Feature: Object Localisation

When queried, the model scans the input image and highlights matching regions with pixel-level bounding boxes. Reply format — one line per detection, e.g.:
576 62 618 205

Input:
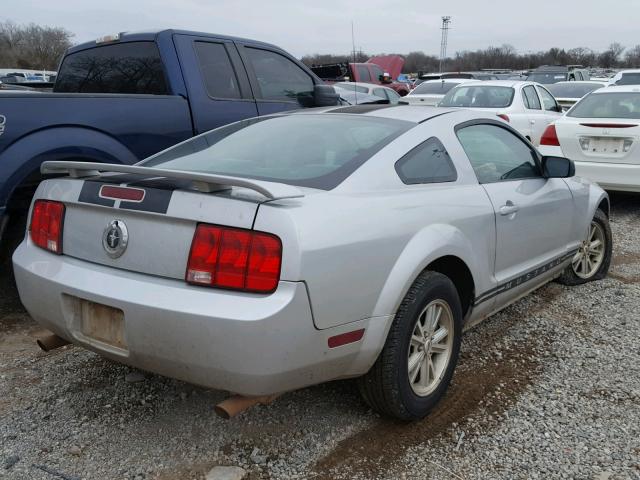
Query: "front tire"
358 271 462 421
557 209 612 286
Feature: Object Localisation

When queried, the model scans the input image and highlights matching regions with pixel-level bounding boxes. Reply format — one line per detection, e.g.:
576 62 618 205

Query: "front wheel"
557 209 612 286
358 271 462 421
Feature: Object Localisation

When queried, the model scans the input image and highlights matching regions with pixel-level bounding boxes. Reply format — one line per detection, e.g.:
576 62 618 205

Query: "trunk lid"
402 94 443 106
556 117 640 164
60 177 263 280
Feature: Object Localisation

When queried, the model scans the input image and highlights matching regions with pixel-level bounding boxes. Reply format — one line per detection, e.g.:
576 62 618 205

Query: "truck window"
245 48 314 105
54 41 168 94
194 42 241 99
357 65 371 82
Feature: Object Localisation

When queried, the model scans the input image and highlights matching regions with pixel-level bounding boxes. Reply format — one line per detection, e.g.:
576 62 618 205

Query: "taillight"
186 224 282 293
497 113 510 122
540 124 560 146
30 200 65 254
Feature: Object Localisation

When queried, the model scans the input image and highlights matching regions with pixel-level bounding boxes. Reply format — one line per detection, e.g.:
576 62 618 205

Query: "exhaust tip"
37 334 70 352
214 394 280 419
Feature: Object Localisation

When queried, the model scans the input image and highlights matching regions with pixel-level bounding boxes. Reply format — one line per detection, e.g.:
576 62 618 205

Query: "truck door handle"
499 201 520 216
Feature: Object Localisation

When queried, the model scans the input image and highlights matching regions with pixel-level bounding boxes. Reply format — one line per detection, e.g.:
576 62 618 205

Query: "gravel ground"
1 194 638 480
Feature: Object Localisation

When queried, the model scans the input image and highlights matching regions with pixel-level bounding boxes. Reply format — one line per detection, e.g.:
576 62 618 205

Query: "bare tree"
0 21 73 71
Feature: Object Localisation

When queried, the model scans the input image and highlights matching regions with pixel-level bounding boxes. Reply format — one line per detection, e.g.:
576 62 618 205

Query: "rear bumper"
574 160 640 193
12 241 389 395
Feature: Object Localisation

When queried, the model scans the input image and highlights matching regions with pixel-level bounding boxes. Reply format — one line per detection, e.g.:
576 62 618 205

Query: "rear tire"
358 271 462 421
557 209 612 286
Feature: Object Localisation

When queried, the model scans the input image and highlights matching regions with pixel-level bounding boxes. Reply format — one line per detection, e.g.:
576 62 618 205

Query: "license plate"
590 137 624 153
78 299 126 349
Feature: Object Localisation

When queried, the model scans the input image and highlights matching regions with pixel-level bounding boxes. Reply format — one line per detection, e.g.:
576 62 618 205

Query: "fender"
372 223 489 319
0 126 138 207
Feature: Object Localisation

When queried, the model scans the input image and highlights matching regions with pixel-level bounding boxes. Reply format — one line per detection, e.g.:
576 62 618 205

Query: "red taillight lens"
30 200 65 254
497 113 510 123
540 124 560 146
186 224 282 293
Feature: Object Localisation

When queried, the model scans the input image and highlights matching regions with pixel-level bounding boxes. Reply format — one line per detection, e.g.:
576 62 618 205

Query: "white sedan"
438 80 563 145
400 79 472 106
539 85 640 192
334 82 402 104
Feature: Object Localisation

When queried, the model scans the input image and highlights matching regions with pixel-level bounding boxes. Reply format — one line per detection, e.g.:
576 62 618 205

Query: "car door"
456 122 574 307
536 85 563 132
237 44 317 115
173 35 258 134
521 85 547 145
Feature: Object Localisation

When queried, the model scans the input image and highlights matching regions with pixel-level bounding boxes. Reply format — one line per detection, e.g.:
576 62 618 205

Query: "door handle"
530 119 536 125
499 201 520 216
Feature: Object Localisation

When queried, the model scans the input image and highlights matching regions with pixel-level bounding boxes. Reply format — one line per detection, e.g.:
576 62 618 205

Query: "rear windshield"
141 114 412 190
547 83 604 98
54 41 168 94
615 73 640 85
568 92 640 119
527 72 567 84
440 86 515 108
411 81 459 95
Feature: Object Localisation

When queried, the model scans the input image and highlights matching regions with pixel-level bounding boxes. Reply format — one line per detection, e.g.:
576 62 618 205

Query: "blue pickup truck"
0 29 338 251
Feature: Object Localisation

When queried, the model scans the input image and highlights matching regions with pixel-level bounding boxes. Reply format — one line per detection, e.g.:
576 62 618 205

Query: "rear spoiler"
41 161 305 200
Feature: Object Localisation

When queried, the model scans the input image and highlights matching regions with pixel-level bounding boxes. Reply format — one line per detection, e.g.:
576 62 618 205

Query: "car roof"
592 85 640 94
615 69 640 74
454 80 529 88
552 80 608 85
292 105 458 124
421 78 473 84
67 29 281 55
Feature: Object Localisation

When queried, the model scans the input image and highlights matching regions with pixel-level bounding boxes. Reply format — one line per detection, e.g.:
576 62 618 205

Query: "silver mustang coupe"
13 106 612 420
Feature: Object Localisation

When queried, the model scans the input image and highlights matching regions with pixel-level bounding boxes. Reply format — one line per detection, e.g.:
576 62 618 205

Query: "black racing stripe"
76 180 172 214
120 187 172 214
473 249 579 306
78 181 115 207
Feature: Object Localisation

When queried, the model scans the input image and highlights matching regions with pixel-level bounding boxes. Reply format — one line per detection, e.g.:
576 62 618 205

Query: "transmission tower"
439 16 452 73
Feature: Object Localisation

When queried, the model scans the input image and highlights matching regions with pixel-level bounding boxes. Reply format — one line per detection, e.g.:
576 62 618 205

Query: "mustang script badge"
102 220 129 258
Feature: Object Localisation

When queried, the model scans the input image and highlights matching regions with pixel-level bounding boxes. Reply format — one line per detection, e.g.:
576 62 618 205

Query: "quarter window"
522 86 541 110
194 42 241 99
457 124 541 184
245 48 314 105
373 88 387 99
395 137 457 184
538 86 558 111
357 65 371 82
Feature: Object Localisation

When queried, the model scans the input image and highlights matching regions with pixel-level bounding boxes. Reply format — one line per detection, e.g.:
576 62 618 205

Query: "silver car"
13 106 612 420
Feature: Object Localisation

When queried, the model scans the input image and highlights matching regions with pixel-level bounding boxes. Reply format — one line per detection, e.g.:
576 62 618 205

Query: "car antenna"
351 20 357 104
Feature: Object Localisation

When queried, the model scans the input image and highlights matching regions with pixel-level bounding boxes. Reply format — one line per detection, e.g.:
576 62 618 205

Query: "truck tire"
358 271 462 421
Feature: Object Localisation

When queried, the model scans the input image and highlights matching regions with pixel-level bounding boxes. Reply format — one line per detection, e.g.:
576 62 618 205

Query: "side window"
370 64 384 81
357 65 371 82
522 86 541 110
538 86 558 111
372 88 387 99
395 137 457 184
245 48 314 105
457 124 541 184
194 42 241 99
386 89 401 104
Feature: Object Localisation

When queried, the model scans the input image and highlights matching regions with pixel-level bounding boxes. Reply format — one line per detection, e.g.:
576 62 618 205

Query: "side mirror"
313 84 340 107
542 156 575 178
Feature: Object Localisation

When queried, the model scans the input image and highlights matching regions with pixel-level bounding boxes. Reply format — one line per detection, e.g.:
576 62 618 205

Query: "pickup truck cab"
0 29 337 249
311 62 410 96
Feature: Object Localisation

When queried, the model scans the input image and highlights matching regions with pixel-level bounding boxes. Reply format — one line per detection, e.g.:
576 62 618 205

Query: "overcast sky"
5 0 640 58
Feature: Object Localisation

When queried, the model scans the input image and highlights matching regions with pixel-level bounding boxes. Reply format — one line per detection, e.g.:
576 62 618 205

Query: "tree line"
0 21 73 71
302 42 640 73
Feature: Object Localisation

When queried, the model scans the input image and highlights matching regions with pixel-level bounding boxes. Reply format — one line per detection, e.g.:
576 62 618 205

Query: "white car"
400 79 473 106
334 82 402 104
608 70 640 86
438 80 563 145
546 81 609 111
539 85 640 192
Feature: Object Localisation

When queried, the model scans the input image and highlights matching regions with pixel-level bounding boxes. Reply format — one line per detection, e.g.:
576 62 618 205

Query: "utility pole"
439 16 452 73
